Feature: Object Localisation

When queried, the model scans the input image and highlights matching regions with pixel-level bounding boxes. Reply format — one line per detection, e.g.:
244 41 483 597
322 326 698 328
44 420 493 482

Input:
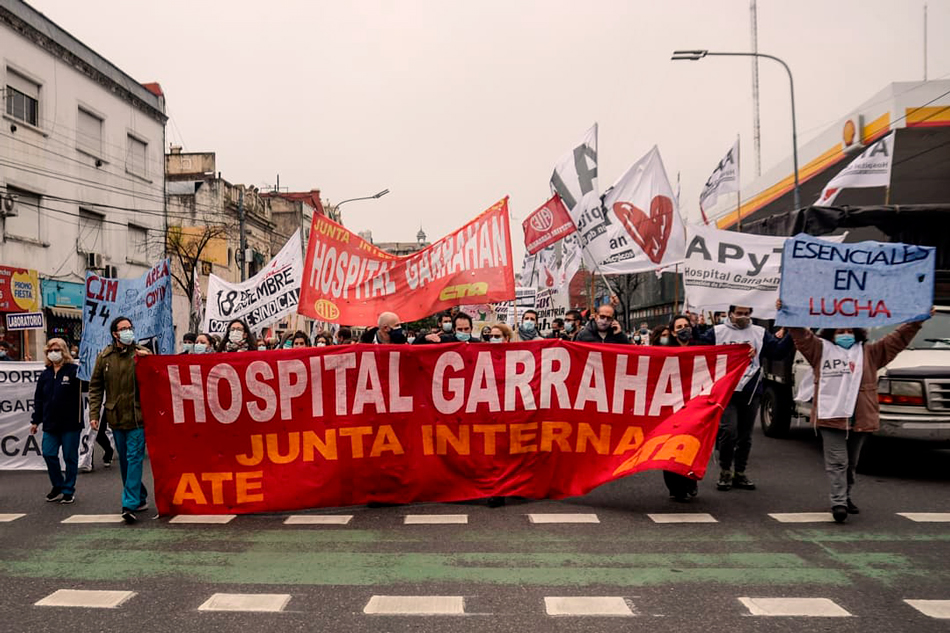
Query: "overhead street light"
672 49 801 212
336 188 390 208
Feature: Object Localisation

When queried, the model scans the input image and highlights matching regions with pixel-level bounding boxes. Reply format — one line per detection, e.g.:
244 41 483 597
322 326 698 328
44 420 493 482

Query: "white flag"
817 132 895 206
699 139 739 215
550 124 601 271
597 146 687 273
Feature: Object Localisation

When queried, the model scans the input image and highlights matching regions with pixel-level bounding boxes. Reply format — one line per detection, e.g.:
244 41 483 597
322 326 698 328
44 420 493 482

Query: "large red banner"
298 199 515 324
138 341 750 515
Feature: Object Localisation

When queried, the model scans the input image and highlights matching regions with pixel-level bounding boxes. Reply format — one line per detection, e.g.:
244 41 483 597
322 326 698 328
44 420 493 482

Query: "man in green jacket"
88 316 151 524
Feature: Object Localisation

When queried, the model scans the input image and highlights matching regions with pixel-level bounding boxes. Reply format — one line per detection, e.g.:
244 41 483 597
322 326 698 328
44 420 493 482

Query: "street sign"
6 311 45 330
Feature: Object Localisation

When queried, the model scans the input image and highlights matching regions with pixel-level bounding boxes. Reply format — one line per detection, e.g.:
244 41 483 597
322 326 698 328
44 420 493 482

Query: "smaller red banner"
523 193 576 255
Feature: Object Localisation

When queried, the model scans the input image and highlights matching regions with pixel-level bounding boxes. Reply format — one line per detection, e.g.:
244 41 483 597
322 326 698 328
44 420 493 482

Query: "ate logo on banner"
613 195 675 265
530 207 555 232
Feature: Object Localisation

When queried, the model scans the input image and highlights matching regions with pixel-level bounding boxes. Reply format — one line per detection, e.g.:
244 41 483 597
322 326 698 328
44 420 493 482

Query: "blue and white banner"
777 234 935 328
77 260 175 380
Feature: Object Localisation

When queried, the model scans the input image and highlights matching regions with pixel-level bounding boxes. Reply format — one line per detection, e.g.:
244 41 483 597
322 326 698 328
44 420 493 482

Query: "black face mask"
389 327 406 344
676 328 692 342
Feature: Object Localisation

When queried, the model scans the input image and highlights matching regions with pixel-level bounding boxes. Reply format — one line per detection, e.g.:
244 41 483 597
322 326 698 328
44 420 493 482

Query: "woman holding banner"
778 300 931 523
661 315 701 502
30 338 83 504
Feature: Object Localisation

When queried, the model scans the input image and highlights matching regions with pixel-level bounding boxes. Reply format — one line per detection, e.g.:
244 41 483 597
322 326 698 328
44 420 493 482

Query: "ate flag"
299 199 515 324
523 193 577 255
138 341 751 515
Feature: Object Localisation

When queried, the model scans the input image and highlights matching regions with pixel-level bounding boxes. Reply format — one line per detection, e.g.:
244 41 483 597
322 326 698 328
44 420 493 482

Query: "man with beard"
576 304 630 344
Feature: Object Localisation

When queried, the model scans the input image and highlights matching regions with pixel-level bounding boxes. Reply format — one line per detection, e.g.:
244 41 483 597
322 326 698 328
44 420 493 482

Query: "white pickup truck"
760 307 950 445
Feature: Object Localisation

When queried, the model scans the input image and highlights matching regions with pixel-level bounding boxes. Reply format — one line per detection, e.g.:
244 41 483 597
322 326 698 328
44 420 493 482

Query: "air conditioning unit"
86 252 103 269
0 193 17 217
104 265 118 278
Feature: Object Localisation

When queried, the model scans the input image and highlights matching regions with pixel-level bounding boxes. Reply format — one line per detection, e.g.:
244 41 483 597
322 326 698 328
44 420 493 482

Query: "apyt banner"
777 234 935 328
138 341 750 515
202 230 303 335
299 199 515 324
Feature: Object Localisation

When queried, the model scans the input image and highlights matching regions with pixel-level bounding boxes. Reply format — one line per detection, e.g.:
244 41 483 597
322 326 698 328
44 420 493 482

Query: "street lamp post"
672 50 801 212
330 188 390 223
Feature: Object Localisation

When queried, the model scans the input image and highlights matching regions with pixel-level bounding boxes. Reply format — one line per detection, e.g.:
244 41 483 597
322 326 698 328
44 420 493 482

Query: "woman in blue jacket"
30 338 84 504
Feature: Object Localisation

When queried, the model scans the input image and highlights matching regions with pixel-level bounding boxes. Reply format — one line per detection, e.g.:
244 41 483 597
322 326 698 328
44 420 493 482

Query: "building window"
5 69 39 126
126 134 148 178
128 224 148 262
77 107 103 157
4 186 41 241
201 261 213 275
78 208 104 254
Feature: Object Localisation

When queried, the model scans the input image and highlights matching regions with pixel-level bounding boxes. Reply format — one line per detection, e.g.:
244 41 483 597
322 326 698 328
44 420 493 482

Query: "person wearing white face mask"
31 338 83 504
518 310 541 341
217 319 256 352
88 316 152 523
780 299 933 523
700 305 792 493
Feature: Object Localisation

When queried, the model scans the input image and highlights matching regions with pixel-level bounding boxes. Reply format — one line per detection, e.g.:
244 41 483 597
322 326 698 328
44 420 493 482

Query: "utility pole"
238 188 247 281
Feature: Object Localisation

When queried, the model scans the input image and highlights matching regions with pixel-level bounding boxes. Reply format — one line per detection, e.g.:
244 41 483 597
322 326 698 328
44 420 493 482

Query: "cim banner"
203 230 303 335
77 260 175 381
299 199 515 325
778 234 935 328
137 341 750 515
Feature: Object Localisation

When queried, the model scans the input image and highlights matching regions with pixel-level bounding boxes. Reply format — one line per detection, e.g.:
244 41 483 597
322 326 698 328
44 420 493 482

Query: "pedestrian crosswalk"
0 510 943 525
27 589 950 619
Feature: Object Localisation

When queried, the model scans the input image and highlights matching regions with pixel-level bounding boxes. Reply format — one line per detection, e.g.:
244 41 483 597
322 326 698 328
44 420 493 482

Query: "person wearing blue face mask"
780 299 933 523
193 333 214 354
88 316 152 524
180 332 197 354
518 310 541 341
453 312 476 342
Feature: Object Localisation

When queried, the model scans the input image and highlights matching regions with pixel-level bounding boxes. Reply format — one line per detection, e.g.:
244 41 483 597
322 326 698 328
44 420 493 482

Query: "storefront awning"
48 306 82 319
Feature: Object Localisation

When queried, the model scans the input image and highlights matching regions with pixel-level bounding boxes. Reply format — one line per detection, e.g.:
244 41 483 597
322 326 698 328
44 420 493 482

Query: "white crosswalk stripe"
769 512 835 523
35 589 135 608
198 593 291 612
404 514 468 524
528 513 599 524
284 515 352 525
738 597 852 617
169 515 236 524
0 513 25 522
648 513 717 523
544 596 634 616
363 595 466 615
897 512 950 522
61 514 124 524
904 599 950 619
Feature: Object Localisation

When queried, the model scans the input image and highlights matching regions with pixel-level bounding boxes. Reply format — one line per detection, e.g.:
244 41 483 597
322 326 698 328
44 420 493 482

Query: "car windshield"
865 310 950 350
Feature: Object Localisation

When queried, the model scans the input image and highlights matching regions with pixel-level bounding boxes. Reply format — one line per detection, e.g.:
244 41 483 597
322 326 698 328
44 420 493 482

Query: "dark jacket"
31 362 83 434
88 343 149 430
359 327 408 344
412 331 455 345
576 321 631 344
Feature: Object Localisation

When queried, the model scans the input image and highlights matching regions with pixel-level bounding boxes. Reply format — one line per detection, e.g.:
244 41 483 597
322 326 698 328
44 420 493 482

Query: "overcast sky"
26 0 950 263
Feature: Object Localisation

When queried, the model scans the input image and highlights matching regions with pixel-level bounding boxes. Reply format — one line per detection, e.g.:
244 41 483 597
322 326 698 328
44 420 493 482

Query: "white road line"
738 597 852 617
284 515 353 525
35 589 135 608
544 597 634 616
403 515 468 525
364 595 466 615
0 513 25 522
198 593 291 612
897 513 950 523
528 514 600 524
61 514 125 524
647 513 718 524
769 512 836 523
905 599 950 619
169 515 236 524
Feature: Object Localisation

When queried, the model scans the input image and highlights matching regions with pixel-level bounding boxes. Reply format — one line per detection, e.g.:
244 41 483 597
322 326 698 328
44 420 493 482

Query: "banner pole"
736 133 742 233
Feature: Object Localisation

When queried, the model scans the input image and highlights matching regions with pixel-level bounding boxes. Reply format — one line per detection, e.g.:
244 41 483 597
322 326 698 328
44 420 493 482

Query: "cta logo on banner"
77 260 175 381
523 193 576 255
137 342 750 514
202 230 304 335
777 234 935 328
300 199 515 325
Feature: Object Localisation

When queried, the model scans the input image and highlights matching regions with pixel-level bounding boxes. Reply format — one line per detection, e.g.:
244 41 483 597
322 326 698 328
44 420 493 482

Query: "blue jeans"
112 428 148 511
42 430 81 496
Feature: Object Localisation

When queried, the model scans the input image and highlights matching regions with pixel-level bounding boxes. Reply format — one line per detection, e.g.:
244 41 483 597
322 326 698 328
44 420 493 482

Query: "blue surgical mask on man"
456 332 471 342
522 320 536 332
442 322 453 333
835 333 856 349
183 343 194 353
118 329 135 346
564 321 574 333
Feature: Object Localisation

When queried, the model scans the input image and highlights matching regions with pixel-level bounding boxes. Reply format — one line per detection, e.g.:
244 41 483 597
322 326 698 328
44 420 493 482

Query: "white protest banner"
598 146 687 273
492 287 537 326
550 124 602 272
78 260 175 381
0 361 45 469
699 139 739 220
203 230 303 335
817 132 894 205
535 287 570 332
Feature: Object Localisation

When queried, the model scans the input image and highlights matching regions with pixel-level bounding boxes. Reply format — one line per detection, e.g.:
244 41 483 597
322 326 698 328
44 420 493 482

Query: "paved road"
2 423 949 632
